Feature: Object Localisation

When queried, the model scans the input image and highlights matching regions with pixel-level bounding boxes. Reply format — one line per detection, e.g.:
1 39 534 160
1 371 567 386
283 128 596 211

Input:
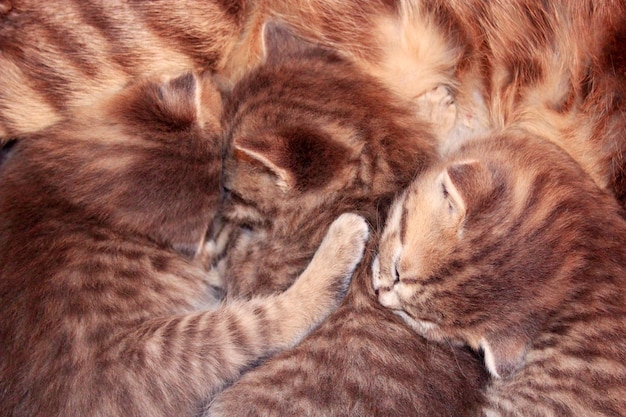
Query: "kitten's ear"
116 72 202 134
480 332 530 379
233 128 349 192
233 135 294 190
113 71 225 139
261 20 314 62
442 160 493 219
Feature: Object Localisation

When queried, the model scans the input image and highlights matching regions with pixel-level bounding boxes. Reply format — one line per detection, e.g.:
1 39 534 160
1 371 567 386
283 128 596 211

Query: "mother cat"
2 0 626 206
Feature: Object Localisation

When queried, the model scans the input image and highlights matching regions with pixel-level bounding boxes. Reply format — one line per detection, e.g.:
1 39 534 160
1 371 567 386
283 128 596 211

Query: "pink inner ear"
445 160 493 212
233 136 293 189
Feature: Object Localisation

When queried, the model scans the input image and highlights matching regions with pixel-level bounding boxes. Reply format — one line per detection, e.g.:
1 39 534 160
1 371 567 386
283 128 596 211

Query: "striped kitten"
2 0 626 206
381 0 626 207
373 130 626 415
0 71 368 417
205 24 487 416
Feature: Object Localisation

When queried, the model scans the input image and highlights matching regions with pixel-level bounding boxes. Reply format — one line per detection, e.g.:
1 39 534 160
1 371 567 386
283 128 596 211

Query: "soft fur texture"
418 0 626 207
204 24 487 417
0 0 394 138
1 0 625 206
373 130 626 416
0 72 368 417
2 1 625 415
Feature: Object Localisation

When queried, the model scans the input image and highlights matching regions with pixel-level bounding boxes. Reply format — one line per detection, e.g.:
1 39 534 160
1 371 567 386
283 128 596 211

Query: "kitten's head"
372 132 619 379
221 21 436 234
6 72 223 258
218 22 437 297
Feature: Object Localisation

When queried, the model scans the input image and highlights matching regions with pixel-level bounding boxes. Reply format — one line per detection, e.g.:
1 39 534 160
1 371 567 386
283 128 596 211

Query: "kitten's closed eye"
393 263 400 283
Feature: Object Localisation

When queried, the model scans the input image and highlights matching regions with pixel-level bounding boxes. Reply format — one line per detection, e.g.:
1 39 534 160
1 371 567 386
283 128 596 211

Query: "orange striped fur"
374 129 626 416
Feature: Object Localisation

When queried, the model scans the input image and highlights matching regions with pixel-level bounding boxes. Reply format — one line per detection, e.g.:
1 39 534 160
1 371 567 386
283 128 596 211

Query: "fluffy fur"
0 0 393 138
2 0 625 206
373 129 626 415
0 72 368 417
204 24 487 417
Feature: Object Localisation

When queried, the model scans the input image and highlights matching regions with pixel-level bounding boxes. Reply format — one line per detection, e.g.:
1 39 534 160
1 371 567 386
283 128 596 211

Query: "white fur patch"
479 338 502 379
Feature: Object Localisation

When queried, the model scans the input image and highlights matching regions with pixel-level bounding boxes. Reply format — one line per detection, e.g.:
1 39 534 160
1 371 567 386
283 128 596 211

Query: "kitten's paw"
282 214 368 336
303 213 369 299
320 213 369 274
416 85 457 138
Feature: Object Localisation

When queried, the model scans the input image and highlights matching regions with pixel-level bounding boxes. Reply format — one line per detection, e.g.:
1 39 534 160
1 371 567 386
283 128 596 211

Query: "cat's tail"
363 0 463 103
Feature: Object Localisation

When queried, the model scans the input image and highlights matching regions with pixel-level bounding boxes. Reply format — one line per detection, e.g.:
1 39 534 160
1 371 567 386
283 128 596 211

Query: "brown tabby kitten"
373 131 626 416
205 24 488 416
3 0 625 208
0 71 369 417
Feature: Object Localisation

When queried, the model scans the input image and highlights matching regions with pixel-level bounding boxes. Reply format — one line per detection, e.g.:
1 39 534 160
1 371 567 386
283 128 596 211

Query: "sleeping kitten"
373 129 626 415
366 0 626 208
0 71 368 417
3 1 625 209
205 23 487 416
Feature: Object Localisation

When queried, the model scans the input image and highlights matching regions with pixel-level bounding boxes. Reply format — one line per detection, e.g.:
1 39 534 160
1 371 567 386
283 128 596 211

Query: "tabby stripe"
183 313 203 341
519 2 554 49
218 0 246 21
233 94 362 131
69 0 136 72
127 3 228 70
36 19 101 78
160 318 180 366
0 44 69 113
252 305 270 343
226 313 250 349
467 238 502 265
399 199 408 246
226 189 259 210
